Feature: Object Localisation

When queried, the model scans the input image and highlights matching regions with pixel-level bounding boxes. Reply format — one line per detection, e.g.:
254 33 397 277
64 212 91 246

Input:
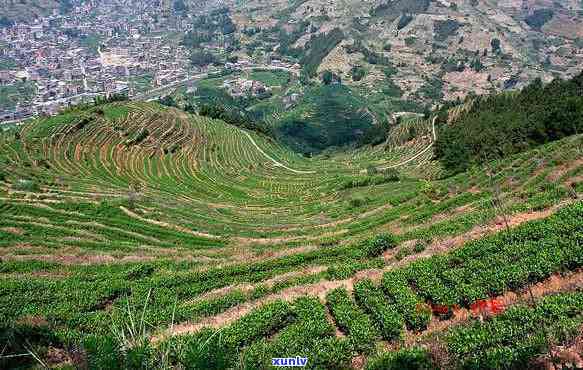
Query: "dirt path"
378 116 437 171
154 201 571 341
405 269 583 347
241 131 316 174
120 206 220 239
160 279 350 341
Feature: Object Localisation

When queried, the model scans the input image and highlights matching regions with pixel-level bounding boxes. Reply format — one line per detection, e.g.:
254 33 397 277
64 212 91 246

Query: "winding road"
377 116 437 171
245 116 437 175
242 131 316 174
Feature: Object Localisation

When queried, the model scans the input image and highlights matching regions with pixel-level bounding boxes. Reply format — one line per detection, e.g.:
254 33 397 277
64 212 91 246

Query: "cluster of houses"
0 0 202 122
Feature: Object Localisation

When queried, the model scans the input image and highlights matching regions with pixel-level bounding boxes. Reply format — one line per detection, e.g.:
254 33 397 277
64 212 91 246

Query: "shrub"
12 179 40 192
382 272 431 331
327 263 358 280
395 246 412 261
354 279 404 340
413 241 428 253
326 288 378 353
348 196 368 209
362 233 397 257
366 347 435 370
126 264 155 280
351 66 367 81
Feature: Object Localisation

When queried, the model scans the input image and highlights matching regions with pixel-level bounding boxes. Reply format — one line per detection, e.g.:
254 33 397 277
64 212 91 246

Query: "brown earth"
155 202 574 341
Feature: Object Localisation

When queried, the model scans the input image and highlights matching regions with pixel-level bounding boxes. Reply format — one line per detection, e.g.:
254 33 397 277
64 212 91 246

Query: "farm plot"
0 101 582 369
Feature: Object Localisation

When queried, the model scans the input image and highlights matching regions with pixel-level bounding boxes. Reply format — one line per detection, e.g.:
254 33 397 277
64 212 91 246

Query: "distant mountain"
226 0 583 104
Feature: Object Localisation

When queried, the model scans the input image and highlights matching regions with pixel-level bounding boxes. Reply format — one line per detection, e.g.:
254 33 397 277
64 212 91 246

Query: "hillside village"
0 1 198 121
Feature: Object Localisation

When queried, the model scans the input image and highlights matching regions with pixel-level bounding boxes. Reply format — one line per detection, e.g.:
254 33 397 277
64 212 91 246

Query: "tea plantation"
0 101 582 369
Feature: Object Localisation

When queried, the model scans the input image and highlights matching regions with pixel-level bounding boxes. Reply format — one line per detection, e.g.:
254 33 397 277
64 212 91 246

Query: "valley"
1 1 583 369
1 94 582 368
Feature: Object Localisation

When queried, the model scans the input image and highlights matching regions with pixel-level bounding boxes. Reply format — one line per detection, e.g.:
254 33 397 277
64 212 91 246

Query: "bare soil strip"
405 269 583 347
155 202 573 341
120 206 220 239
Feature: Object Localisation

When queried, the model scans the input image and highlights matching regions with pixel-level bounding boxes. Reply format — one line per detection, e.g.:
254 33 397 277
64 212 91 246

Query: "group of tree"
344 41 392 66
525 8 554 31
189 50 219 67
0 17 14 28
158 95 178 108
182 7 236 50
371 0 430 20
198 103 273 136
275 21 310 59
94 93 129 105
173 0 188 13
434 71 583 173
277 84 374 153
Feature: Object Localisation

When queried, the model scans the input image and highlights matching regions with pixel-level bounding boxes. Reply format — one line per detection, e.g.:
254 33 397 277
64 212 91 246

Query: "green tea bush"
327 263 358 280
447 292 583 369
382 272 431 331
365 347 435 370
164 329 233 370
326 288 378 353
126 264 155 280
242 297 352 369
220 300 294 349
362 233 397 257
353 279 403 340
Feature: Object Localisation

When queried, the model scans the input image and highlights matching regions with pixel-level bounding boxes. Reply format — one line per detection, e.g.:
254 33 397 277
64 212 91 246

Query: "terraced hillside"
1 101 582 368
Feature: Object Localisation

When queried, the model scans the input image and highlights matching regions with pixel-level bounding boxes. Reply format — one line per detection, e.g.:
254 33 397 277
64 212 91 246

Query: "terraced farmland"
1 101 582 368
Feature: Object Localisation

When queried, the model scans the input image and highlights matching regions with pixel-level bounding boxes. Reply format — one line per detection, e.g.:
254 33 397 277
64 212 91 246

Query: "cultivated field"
1 101 582 368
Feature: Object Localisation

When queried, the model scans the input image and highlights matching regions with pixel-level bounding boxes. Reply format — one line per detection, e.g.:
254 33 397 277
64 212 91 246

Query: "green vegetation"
366 347 434 370
397 14 414 30
447 292 583 368
354 279 404 341
0 81 36 110
248 69 291 87
327 287 379 353
0 56 17 69
372 0 430 20
300 28 344 77
435 72 583 173
434 19 461 42
276 84 373 153
345 41 393 66
525 9 554 31
0 96 581 368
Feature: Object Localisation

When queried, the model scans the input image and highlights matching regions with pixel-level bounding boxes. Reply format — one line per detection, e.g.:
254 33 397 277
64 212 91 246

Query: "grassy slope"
0 101 582 368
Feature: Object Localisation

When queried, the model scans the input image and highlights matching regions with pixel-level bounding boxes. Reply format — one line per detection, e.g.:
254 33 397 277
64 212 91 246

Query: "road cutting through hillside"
378 116 438 171
241 130 316 174
245 116 437 175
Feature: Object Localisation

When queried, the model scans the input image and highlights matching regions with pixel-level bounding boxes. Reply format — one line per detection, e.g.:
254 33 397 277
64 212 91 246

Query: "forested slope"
435 71 583 173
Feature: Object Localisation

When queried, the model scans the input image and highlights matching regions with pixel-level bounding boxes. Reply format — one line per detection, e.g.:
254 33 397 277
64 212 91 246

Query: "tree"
190 50 218 67
322 71 333 85
173 0 188 13
491 38 501 54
